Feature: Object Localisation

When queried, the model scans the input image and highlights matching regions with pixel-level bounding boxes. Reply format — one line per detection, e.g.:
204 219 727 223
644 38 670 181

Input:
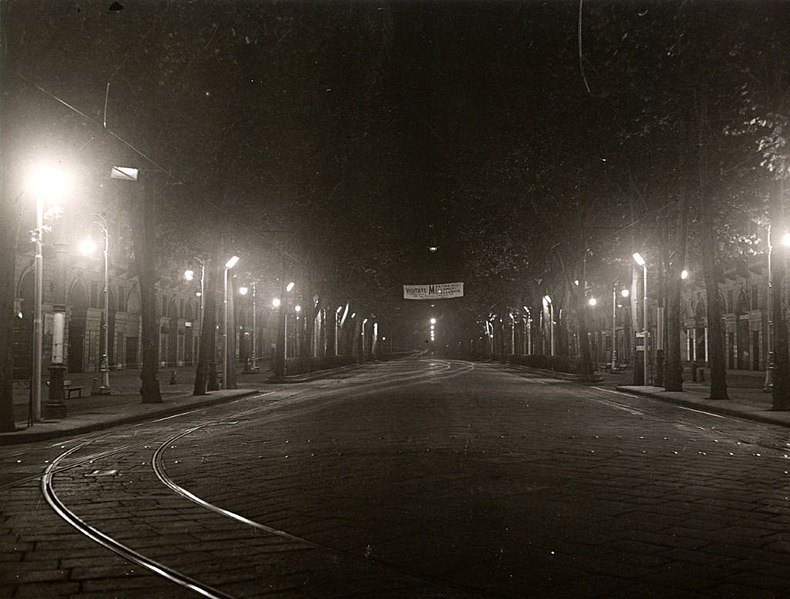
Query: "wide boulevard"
3 357 790 598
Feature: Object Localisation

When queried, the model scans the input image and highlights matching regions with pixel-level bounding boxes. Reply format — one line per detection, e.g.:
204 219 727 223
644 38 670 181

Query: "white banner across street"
403 282 464 300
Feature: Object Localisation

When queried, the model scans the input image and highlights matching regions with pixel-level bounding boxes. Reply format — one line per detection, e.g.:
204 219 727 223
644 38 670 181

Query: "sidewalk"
604 367 790 429
507 361 790 429
1 363 357 446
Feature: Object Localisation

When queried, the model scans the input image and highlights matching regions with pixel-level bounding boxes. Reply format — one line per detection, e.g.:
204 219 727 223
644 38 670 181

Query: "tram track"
36 358 490 598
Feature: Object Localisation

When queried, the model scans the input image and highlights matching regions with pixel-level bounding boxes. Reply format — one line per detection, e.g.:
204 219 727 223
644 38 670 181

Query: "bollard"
169 370 177 385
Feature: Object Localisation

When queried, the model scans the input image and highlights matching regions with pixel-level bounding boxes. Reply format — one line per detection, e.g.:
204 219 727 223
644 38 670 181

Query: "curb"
615 385 790 429
0 390 260 446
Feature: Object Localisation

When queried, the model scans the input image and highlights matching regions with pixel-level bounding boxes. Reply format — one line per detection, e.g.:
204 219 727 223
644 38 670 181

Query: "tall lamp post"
542 295 555 357
184 258 205 365
633 252 649 385
239 281 258 372
29 167 69 422
610 286 630 371
284 281 295 359
78 214 111 394
223 255 240 389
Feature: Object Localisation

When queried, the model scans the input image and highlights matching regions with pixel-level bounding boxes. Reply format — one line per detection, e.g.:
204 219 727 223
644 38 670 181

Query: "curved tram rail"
37 358 479 598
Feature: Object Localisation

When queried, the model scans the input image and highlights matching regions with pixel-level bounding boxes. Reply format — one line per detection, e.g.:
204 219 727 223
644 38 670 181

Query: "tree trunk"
697 94 728 400
0 11 17 431
0 196 17 432
664 185 689 392
135 174 162 403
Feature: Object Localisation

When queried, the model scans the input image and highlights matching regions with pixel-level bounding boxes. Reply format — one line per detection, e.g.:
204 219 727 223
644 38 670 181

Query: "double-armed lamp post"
78 214 111 395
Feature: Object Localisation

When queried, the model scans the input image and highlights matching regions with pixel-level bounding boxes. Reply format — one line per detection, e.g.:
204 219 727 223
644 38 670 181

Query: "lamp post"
763 228 790 391
611 287 630 371
542 296 555 357
223 255 240 389
32 189 45 421
633 252 649 385
295 304 302 357
335 305 344 356
284 281 295 360
29 167 69 421
238 281 257 372
184 258 205 366
79 215 111 394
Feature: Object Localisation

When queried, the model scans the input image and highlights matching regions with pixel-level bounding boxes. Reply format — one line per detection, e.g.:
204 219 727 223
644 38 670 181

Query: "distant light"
195 292 202 298
351 312 356 318
272 298 281 308
633 252 646 266
382 336 386 341
681 269 689 280
225 255 240 269
336 305 344 314
295 305 302 313
184 269 195 281
78 238 97 256
430 324 435 330
782 233 790 247
430 318 436 324
286 281 295 292
588 297 597 307
428 246 438 253
621 289 630 298
239 286 249 296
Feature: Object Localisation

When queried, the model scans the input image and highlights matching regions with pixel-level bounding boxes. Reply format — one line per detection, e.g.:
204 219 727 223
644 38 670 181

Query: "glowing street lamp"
79 214 111 395
28 166 70 421
542 295 555 357
223 255 240 388
633 252 649 385
284 282 295 359
610 287 630 371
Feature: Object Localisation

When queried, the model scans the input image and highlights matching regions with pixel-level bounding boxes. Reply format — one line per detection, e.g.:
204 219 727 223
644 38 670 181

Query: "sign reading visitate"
403 282 464 300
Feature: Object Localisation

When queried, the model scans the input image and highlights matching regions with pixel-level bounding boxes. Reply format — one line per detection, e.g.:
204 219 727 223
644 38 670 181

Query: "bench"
46 379 85 399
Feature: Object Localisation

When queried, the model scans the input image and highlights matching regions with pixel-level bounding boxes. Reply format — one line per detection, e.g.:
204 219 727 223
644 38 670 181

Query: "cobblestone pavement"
3 357 790 597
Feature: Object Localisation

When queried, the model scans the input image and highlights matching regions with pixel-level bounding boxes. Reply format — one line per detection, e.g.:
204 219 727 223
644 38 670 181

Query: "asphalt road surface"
4 357 790 598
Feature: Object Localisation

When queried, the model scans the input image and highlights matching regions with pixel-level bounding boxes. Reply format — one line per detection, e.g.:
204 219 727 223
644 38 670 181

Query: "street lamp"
633 252 649 385
223 255 240 388
79 215 111 394
523 306 533 355
763 228 790 391
542 295 555 357
28 166 69 421
184 257 205 331
610 287 630 371
281 282 295 360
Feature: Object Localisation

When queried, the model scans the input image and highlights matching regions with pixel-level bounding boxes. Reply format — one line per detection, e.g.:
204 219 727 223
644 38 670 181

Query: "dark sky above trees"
3 0 788 325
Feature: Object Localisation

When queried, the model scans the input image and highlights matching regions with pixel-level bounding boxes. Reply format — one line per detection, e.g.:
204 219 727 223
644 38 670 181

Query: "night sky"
2 0 787 339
